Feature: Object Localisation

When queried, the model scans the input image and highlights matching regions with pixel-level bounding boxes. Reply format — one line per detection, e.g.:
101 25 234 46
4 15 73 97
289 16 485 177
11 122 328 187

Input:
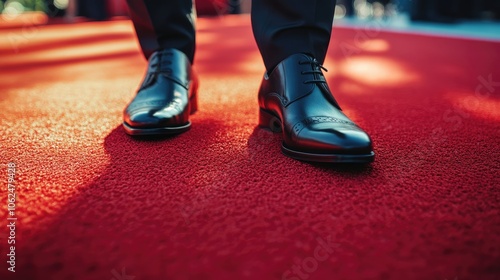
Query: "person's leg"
123 0 198 136
251 0 335 71
253 0 375 163
126 0 196 62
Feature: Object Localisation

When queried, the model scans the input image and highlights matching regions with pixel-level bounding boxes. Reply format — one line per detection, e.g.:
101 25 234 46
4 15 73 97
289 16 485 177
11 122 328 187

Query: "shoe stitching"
127 100 169 111
292 116 356 135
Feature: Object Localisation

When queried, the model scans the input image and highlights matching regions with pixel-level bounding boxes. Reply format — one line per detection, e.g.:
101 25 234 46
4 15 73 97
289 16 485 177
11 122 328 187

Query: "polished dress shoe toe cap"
289 122 373 154
125 108 184 128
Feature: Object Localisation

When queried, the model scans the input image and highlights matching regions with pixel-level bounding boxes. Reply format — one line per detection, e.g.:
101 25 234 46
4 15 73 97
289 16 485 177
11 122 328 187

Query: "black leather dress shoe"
123 48 198 136
258 53 374 163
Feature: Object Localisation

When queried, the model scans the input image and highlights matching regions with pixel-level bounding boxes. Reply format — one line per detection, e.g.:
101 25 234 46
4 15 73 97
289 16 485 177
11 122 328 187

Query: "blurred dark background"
0 0 499 22
336 0 500 21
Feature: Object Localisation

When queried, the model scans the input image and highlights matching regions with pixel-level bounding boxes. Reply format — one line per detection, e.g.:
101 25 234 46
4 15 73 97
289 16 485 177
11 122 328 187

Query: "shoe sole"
123 81 198 136
259 108 375 163
123 121 192 136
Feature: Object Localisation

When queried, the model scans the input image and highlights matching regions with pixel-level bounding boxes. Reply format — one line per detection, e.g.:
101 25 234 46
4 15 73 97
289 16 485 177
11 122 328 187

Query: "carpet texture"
0 14 499 280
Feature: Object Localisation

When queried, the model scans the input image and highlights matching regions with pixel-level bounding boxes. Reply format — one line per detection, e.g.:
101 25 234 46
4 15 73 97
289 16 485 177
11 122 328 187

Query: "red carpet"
1 15 499 280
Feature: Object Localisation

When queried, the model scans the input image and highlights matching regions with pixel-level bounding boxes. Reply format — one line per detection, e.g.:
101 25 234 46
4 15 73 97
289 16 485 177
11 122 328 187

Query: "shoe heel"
189 81 198 115
259 108 282 132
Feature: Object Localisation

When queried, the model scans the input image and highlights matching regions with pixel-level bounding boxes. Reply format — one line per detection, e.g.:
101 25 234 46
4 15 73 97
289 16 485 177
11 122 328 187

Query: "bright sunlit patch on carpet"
1 38 137 66
0 20 135 55
448 92 500 122
358 39 390 52
336 56 420 87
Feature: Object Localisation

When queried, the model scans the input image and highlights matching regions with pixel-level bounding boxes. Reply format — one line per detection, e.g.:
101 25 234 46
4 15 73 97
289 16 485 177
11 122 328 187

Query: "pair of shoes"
123 50 374 163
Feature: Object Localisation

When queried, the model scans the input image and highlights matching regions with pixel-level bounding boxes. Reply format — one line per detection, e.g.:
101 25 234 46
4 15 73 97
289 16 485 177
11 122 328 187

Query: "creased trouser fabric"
126 0 336 70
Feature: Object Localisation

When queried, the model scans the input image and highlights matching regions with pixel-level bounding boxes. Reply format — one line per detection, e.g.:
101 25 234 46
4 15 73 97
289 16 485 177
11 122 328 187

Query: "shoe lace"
155 51 173 75
139 52 173 91
299 58 328 84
